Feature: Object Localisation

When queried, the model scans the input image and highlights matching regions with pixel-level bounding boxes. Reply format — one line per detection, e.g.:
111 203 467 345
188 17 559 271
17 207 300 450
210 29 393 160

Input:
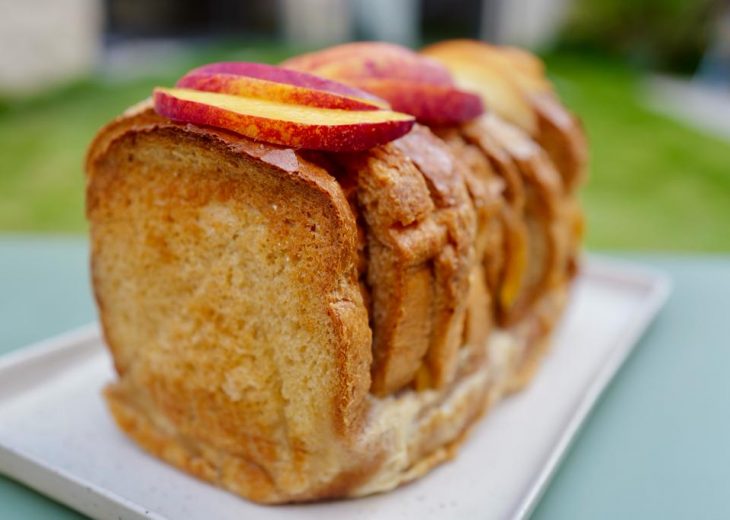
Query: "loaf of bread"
85 41 586 503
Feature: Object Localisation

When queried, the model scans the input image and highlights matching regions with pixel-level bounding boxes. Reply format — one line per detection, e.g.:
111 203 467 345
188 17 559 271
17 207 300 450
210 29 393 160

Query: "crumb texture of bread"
87 44 586 503
88 114 377 501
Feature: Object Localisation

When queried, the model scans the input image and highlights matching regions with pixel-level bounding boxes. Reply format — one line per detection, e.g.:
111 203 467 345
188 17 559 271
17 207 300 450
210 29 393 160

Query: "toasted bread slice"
531 93 588 192
336 142 439 395
393 126 476 388
88 110 376 502
335 124 477 394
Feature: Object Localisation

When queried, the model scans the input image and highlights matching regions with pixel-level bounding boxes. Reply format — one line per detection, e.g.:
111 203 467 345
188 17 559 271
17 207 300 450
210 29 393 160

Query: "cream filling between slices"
352 329 524 496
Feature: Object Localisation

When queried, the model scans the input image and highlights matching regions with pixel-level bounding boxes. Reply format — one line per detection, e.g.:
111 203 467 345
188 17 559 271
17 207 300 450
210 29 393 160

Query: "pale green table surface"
1 236 729 519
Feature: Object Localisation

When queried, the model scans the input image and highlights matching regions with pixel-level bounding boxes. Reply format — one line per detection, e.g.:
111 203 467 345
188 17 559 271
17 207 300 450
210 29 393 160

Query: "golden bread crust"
336 143 439 395
335 125 478 394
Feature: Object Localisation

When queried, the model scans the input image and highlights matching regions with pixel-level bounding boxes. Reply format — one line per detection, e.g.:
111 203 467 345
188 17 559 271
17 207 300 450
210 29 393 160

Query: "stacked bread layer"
325 109 584 402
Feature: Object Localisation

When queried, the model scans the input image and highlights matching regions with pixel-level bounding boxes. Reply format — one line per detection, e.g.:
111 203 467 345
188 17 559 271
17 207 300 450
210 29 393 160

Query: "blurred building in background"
0 0 575 95
0 0 726 97
0 0 101 95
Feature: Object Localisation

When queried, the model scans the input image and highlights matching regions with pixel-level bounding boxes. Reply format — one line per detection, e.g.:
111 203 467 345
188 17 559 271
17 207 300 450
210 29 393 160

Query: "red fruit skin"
177 71 385 111
351 79 485 125
281 43 485 124
281 42 454 86
180 61 387 106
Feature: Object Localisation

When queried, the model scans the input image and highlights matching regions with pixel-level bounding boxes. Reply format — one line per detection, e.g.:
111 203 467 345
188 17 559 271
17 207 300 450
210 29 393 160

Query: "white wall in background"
482 0 572 49
279 0 353 48
352 0 420 47
279 0 420 49
0 0 102 95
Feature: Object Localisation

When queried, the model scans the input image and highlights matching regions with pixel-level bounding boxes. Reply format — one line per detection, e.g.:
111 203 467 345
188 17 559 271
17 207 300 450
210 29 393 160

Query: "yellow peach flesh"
156 88 412 126
434 58 537 133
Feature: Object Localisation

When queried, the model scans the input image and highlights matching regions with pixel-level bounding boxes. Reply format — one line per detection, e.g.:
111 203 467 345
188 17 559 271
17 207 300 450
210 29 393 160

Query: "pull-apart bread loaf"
86 41 586 503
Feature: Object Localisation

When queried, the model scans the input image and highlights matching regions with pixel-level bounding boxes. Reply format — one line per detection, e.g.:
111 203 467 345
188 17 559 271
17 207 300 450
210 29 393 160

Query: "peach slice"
353 79 483 125
282 42 453 85
423 40 587 190
282 42 484 124
178 62 389 111
424 40 558 103
494 46 551 92
422 41 539 133
153 87 415 152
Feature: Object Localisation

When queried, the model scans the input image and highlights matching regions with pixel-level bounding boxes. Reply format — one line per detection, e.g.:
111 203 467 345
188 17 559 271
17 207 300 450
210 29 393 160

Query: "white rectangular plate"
0 257 670 520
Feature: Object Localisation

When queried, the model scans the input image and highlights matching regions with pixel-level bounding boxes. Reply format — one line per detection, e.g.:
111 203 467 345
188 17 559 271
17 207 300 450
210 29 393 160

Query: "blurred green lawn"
1 46 728 251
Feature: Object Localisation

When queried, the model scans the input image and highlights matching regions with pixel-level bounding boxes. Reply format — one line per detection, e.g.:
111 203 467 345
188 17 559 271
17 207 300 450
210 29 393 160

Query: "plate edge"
512 257 672 519
0 323 101 372
0 443 163 520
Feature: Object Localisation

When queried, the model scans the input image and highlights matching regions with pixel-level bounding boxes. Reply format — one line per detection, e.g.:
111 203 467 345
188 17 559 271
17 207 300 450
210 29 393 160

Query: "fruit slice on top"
153 87 415 152
422 40 540 133
352 78 484 126
282 42 484 125
282 42 454 85
423 40 587 190
178 61 389 111
491 46 553 93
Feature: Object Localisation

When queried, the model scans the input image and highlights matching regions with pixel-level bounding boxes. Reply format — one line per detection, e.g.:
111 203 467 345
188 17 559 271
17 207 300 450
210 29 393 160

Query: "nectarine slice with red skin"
422 40 547 132
422 40 587 189
282 42 453 86
282 42 484 124
423 52 538 133
178 71 387 112
153 87 415 152
352 79 483 125
179 61 389 110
